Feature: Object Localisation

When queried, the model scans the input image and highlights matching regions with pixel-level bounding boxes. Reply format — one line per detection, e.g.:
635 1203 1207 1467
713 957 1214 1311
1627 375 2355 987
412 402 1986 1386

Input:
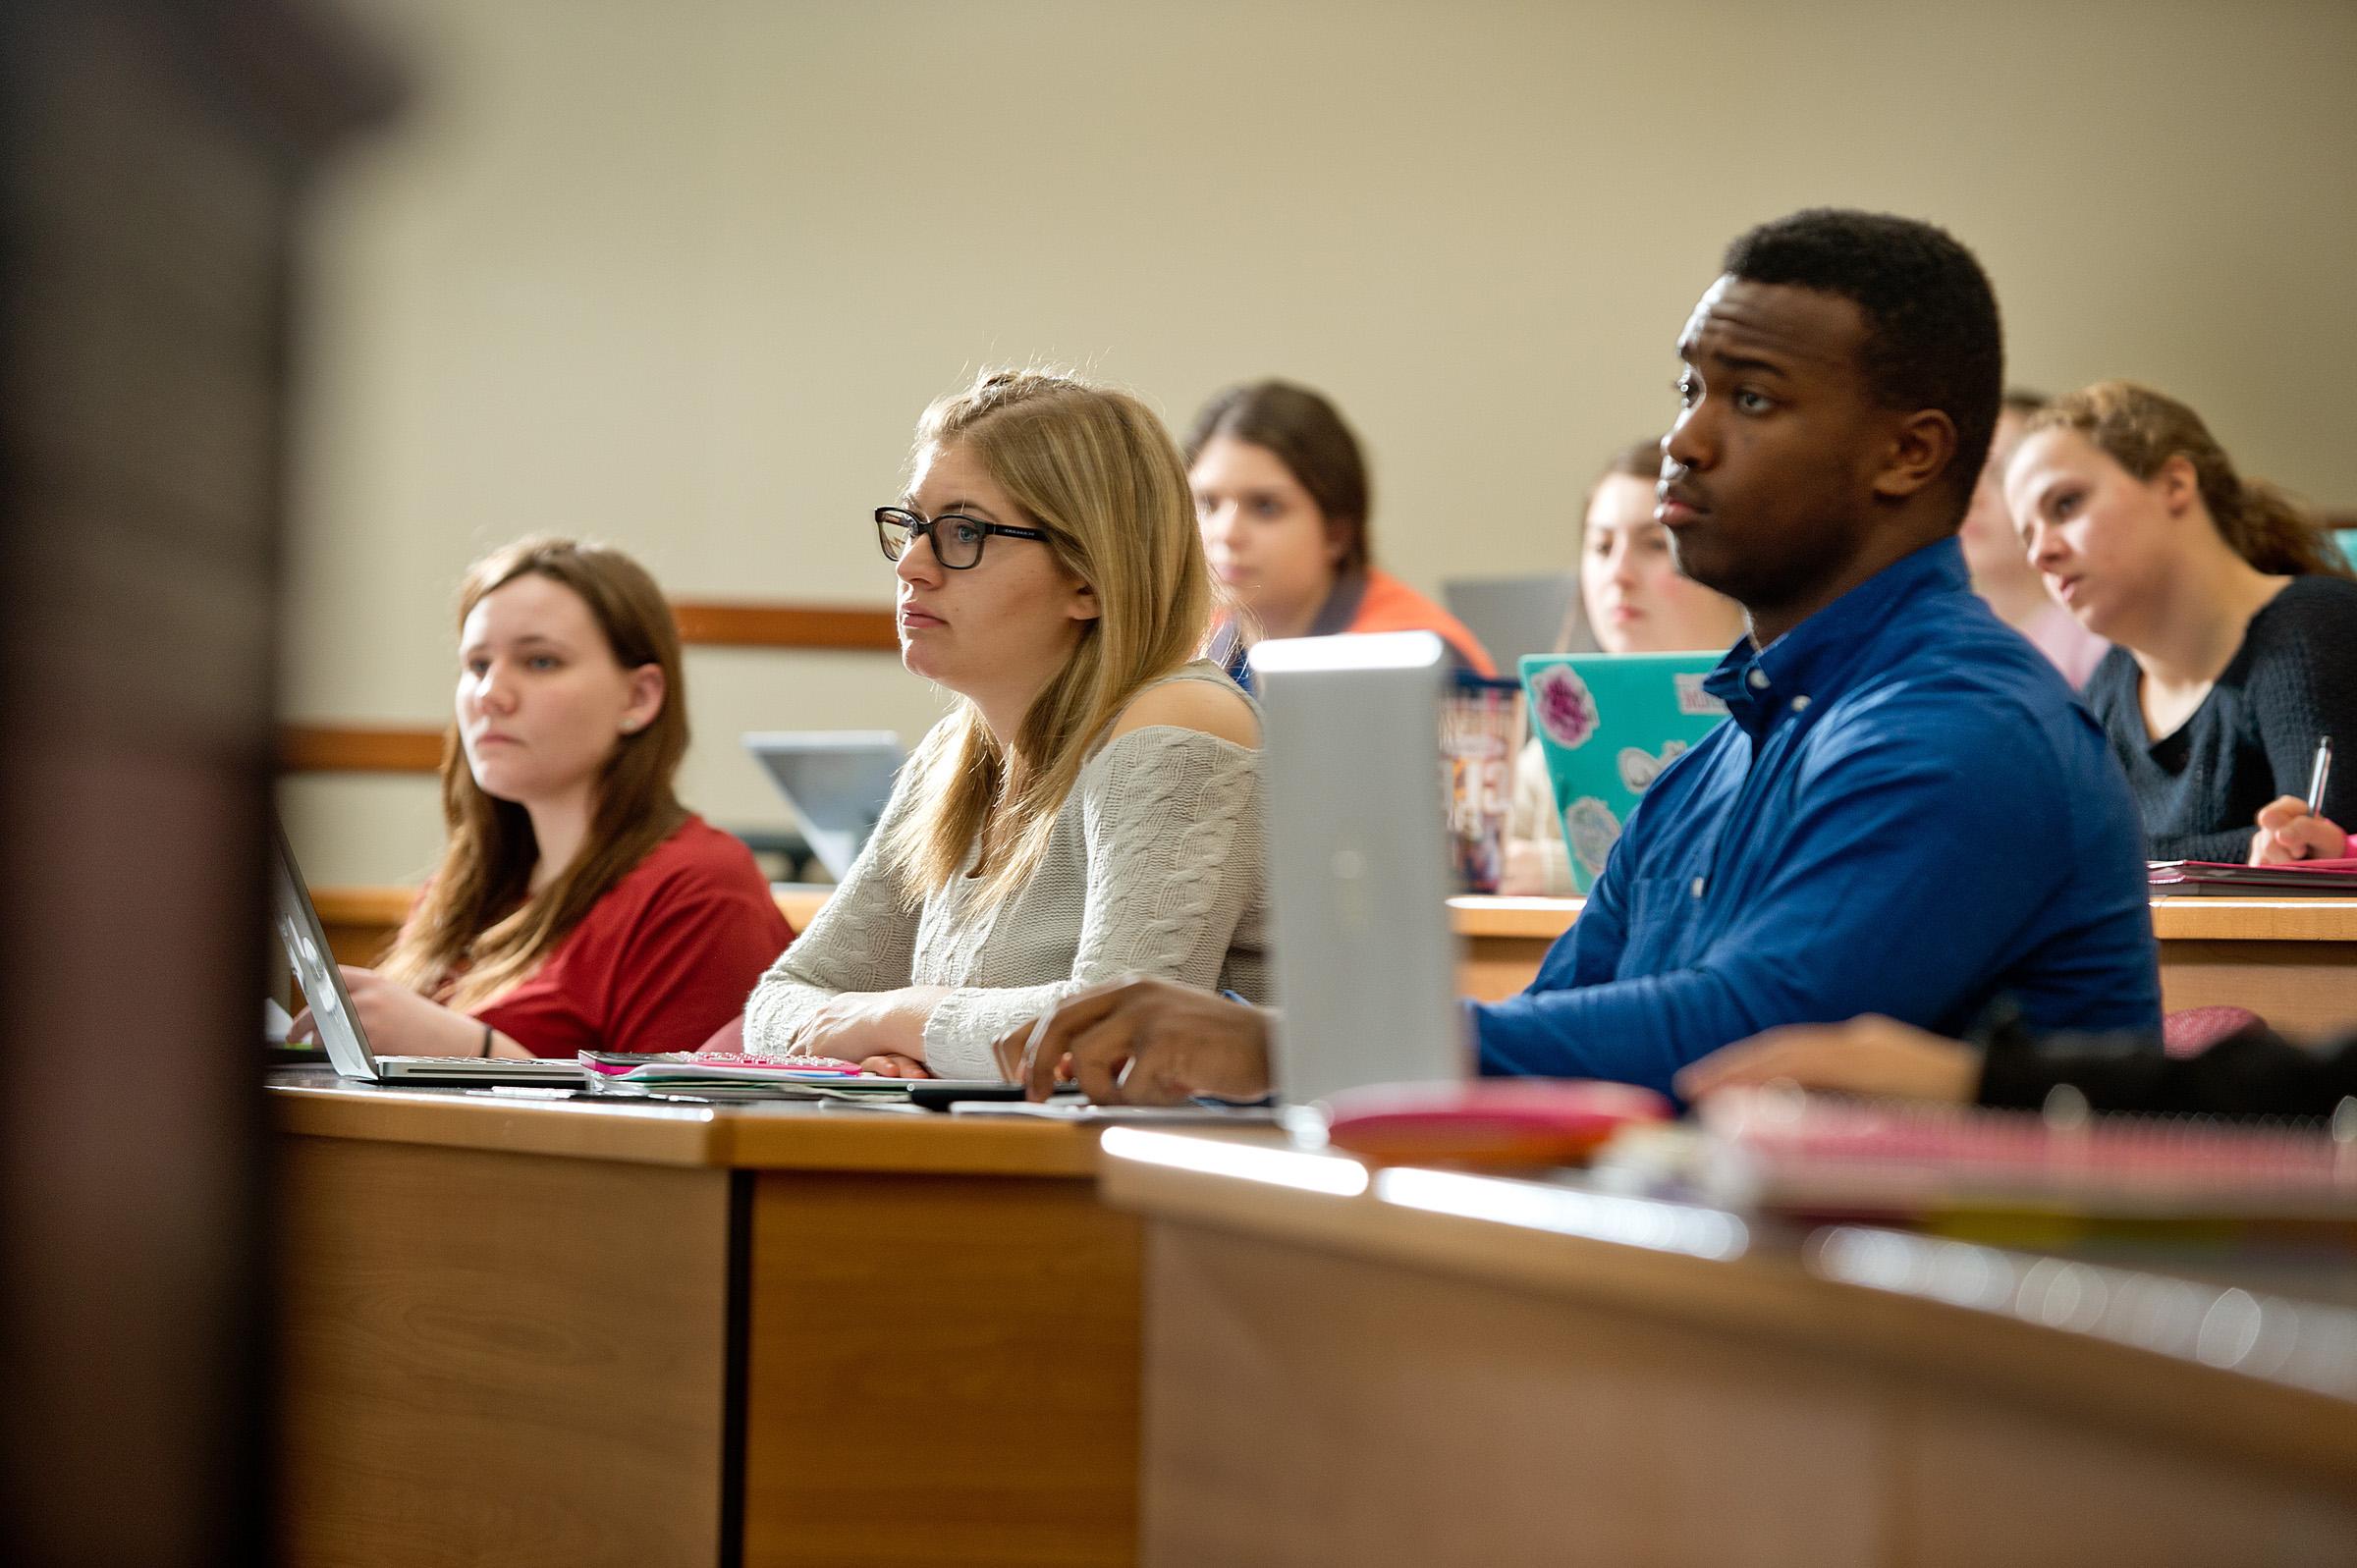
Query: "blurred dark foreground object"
0 3 397 1565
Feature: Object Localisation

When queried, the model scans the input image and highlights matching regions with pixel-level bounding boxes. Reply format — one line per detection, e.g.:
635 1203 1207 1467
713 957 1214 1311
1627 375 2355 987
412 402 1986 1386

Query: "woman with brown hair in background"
2005 381 2357 864
334 536 793 1057
1185 380 1497 676
1500 438 1744 893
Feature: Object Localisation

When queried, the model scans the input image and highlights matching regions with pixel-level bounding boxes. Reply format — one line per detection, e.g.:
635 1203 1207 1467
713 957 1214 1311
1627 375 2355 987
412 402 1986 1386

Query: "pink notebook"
1701 1089 2357 1221
2147 857 2357 895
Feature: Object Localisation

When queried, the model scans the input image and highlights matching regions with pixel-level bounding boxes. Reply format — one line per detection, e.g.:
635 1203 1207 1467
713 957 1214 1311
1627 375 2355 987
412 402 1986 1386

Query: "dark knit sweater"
1977 1013 2357 1118
2082 574 2357 862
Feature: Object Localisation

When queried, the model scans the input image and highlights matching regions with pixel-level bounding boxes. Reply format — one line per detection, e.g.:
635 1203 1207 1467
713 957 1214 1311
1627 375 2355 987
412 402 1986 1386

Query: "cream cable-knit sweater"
743 664 1269 1080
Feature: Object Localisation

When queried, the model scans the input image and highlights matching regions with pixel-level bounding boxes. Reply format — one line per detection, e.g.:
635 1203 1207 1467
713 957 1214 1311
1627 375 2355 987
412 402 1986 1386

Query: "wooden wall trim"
279 724 445 774
279 602 897 774
670 600 898 651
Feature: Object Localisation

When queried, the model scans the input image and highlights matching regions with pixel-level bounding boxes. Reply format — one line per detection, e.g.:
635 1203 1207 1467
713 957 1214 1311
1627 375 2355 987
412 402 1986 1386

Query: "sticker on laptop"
1673 674 1728 717
1531 664 1599 749
1617 740 1690 795
1564 796 1622 881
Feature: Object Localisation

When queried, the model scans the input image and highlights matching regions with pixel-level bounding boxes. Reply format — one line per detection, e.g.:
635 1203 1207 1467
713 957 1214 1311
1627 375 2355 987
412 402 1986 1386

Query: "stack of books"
2147 858 2357 895
577 1051 924 1101
1698 1088 2357 1224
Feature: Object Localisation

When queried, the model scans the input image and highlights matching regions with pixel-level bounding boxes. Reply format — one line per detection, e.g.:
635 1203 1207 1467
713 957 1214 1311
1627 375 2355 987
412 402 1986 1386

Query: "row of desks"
271 1076 2357 1567
315 888 2357 1035
1453 894 2357 1035
272 1077 1135 1567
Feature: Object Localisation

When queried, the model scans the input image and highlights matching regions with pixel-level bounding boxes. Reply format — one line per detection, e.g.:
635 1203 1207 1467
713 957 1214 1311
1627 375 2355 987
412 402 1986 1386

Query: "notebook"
578 1051 1002 1101
2148 858 2357 895
1696 1087 2357 1222
1518 651 1728 893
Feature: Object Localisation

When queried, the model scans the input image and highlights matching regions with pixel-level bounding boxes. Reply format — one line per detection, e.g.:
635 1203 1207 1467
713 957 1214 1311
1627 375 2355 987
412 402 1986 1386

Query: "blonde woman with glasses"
743 369 1268 1079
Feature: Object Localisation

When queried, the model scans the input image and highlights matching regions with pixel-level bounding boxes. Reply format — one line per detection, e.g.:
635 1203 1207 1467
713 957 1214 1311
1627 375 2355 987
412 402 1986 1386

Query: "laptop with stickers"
1518 651 1729 894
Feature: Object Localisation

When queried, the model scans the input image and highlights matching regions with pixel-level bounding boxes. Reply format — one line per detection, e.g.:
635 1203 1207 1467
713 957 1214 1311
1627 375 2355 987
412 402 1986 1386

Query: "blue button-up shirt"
1474 537 2160 1096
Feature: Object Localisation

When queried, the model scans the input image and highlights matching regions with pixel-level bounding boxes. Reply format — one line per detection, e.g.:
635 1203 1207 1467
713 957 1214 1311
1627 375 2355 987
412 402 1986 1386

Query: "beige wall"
282 0 2357 885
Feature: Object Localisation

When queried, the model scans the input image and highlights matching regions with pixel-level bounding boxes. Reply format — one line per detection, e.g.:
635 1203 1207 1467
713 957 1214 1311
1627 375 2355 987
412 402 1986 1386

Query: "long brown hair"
1183 380 1374 573
878 368 1215 910
1555 439 1668 653
2028 382 2352 579
380 536 690 1008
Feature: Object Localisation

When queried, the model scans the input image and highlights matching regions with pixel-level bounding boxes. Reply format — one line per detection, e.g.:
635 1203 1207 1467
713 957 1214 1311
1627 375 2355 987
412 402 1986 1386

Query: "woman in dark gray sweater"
2002 381 2357 865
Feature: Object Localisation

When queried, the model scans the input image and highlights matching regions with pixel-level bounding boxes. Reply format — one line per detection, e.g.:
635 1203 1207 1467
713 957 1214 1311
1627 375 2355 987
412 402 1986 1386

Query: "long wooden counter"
270 1075 1136 1567
1099 1129 2357 1566
1452 893 2357 1035
310 887 2357 1036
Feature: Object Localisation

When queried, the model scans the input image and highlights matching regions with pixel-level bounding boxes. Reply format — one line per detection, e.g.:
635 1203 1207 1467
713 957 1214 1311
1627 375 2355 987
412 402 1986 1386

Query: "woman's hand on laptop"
337 965 495 1057
1675 1015 1980 1104
995 978 1274 1105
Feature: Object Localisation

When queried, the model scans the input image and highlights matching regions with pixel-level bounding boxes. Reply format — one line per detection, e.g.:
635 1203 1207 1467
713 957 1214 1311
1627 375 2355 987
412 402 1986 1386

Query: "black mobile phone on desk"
906 1081 1075 1112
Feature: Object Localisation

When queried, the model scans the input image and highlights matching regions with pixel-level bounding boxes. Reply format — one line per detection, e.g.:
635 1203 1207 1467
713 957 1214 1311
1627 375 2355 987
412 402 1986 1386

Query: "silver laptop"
1251 631 1469 1110
741 730 904 881
1444 571 1590 667
270 818 582 1086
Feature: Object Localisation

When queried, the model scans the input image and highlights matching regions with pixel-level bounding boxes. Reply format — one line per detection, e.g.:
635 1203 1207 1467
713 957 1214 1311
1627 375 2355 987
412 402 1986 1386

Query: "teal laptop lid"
1519 651 1729 893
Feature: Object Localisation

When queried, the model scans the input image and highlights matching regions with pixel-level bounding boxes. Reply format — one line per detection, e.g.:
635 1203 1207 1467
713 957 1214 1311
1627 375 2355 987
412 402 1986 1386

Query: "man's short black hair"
1722 209 2003 520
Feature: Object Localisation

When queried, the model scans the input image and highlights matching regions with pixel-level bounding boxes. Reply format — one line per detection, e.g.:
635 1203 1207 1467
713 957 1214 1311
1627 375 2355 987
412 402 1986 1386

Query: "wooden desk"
312 888 2357 1038
1453 894 2357 1035
1100 1131 2357 1567
270 1077 1138 1567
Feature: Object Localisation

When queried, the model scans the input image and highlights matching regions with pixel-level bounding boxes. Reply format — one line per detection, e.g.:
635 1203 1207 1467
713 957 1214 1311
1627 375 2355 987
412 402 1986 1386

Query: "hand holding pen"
2250 736 2351 865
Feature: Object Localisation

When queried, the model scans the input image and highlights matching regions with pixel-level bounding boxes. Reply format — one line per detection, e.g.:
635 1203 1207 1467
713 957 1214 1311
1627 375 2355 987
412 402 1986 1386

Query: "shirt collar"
1306 568 1371 638
1703 536 1969 738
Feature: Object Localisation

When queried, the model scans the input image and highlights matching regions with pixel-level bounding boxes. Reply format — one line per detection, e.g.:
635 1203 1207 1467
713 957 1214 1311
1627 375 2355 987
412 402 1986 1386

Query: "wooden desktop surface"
1450 893 2357 1036
311 886 2357 1038
1098 1131 2357 1567
270 1076 1137 1568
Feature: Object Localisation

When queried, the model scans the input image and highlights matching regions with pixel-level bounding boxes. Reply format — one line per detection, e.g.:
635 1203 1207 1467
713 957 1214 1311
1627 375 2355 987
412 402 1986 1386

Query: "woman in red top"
1185 381 1497 676
336 537 792 1058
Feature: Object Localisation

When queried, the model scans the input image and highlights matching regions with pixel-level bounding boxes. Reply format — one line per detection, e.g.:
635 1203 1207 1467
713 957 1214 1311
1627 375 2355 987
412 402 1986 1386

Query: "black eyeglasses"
874 507 1048 570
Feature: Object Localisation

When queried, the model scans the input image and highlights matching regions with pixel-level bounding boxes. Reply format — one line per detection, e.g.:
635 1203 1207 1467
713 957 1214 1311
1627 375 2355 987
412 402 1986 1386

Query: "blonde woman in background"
337 537 794 1057
1500 440 1744 894
2006 380 2357 865
744 369 1267 1079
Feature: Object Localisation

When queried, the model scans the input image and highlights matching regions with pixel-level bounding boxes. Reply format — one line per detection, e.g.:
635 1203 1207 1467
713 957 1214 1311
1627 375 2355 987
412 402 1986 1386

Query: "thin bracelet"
480 1023 494 1057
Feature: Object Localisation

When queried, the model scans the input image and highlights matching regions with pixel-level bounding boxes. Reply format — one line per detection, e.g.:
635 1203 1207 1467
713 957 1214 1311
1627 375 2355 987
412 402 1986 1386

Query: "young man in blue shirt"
1000 209 2162 1105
